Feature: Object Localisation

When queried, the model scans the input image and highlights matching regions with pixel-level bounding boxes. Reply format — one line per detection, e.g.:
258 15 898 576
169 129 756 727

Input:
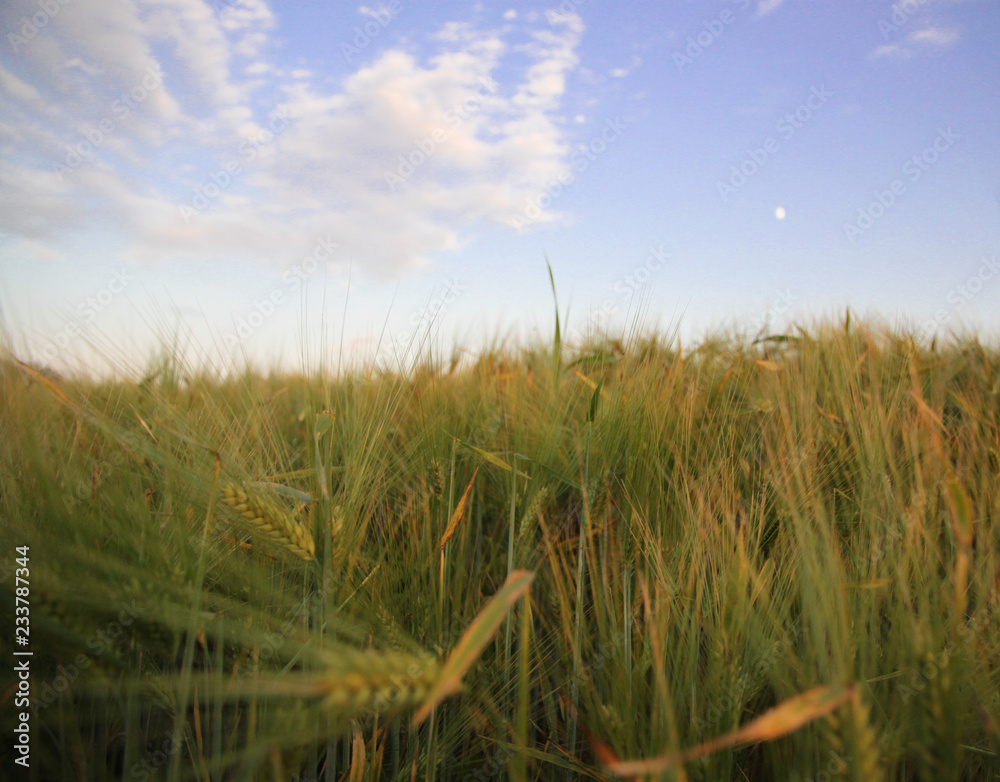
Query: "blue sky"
1 0 998 373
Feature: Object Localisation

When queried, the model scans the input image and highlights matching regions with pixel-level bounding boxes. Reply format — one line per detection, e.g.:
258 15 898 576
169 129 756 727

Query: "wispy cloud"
609 55 641 79
0 0 585 277
757 0 788 18
869 25 961 61
870 43 914 61
909 27 960 47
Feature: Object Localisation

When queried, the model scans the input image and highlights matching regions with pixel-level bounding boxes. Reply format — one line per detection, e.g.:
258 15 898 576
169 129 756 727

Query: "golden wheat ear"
220 483 316 561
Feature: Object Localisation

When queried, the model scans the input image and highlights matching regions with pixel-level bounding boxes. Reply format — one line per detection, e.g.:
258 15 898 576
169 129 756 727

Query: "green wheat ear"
316 648 441 717
220 483 316 561
426 459 446 498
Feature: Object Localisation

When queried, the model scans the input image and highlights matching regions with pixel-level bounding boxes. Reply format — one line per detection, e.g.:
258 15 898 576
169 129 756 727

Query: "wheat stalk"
220 483 316 561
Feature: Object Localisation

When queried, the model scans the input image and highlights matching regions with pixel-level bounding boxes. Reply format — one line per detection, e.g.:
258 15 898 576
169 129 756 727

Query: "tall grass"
1 317 998 780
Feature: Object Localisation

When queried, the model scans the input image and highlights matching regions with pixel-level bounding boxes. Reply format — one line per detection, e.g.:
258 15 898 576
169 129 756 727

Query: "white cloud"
609 55 641 79
358 5 394 21
870 43 913 60
0 67 47 112
869 24 961 61
64 58 104 77
217 0 275 34
757 0 787 17
0 2 587 277
142 0 246 109
4 237 66 262
909 27 960 47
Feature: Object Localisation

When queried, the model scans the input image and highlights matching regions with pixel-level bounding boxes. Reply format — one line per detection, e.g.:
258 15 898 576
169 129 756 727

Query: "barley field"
1 317 999 781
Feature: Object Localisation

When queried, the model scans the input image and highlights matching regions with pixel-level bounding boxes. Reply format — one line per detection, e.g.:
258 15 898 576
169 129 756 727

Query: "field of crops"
1 318 999 781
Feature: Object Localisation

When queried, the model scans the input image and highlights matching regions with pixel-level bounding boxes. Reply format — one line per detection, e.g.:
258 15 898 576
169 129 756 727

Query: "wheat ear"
220 483 316 561
317 648 441 717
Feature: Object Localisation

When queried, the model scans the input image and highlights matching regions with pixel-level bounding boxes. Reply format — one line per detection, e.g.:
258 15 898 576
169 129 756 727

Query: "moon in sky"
775 206 786 220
